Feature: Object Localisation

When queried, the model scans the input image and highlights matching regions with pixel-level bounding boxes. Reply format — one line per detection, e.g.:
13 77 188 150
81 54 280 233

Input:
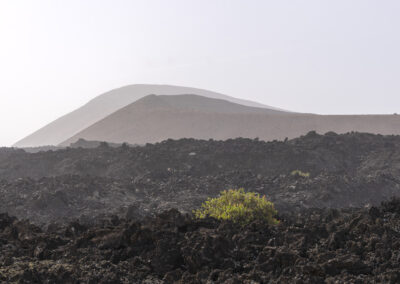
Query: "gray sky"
1 0 399 146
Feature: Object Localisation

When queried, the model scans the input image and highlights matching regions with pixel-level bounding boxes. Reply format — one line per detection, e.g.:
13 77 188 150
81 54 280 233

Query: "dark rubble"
1 199 400 283
0 132 400 283
1 132 400 181
0 132 400 225
0 171 399 225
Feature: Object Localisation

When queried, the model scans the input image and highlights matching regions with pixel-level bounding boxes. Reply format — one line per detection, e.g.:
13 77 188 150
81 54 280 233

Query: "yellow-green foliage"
290 170 310 178
194 188 279 225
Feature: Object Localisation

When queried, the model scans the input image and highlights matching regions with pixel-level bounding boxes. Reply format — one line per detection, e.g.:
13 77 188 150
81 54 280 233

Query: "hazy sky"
1 0 399 146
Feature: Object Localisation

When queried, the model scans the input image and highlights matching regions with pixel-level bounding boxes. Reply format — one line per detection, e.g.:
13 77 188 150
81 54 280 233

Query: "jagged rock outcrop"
1 200 400 283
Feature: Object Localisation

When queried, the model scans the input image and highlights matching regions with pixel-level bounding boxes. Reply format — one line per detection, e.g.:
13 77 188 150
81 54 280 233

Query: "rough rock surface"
1 199 400 283
3 132 400 181
1 132 400 282
1 132 400 225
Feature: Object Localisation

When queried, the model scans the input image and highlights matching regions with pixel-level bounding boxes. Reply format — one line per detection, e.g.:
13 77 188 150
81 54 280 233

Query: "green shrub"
194 188 279 225
290 170 310 178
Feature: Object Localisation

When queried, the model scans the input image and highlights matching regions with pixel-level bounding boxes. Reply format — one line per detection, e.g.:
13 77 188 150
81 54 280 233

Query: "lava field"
1 199 400 283
0 132 400 283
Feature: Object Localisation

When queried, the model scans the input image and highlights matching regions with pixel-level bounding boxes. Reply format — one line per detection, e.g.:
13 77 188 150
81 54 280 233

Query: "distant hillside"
14 84 281 147
61 94 400 146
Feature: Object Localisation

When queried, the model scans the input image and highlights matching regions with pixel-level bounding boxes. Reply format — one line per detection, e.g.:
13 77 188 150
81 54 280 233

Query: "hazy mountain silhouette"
14 84 282 147
60 94 400 146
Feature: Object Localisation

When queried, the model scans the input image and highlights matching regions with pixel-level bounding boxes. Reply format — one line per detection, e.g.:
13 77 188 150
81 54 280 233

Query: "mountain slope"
60 94 400 146
14 84 282 147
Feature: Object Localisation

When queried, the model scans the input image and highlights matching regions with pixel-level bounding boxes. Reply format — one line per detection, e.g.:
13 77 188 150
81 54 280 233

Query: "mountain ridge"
60 94 400 146
14 84 283 147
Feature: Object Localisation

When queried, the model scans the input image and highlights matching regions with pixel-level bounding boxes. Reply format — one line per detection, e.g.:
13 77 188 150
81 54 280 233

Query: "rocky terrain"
1 132 400 225
1 199 400 283
1 132 400 282
21 139 131 153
